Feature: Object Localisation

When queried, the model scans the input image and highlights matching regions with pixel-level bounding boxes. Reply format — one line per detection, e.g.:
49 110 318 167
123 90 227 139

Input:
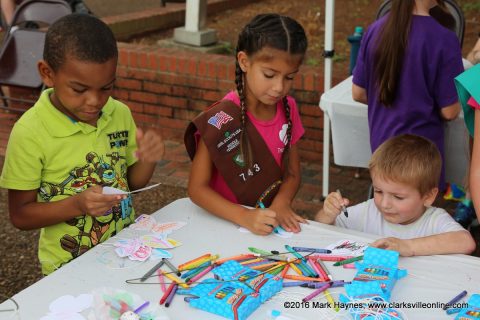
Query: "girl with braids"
185 14 307 235
352 0 463 191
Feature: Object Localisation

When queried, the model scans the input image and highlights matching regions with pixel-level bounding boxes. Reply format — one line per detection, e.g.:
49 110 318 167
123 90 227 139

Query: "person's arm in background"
1 0 16 26
440 102 460 121
352 83 367 104
466 37 480 66
469 108 480 222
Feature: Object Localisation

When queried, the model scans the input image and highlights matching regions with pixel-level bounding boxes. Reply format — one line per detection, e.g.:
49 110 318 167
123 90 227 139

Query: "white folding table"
3 198 480 319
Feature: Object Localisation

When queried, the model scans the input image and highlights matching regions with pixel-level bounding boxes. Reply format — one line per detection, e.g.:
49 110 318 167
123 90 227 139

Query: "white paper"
102 183 161 195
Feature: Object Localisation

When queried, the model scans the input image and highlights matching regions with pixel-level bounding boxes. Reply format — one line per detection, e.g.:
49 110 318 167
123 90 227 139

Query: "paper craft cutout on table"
130 214 187 235
140 235 181 249
102 183 162 195
88 288 170 320
325 239 368 256
40 294 92 320
114 239 152 261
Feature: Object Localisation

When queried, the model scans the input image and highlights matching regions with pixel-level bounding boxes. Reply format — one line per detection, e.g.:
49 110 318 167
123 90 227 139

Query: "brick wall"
115 43 327 161
0 43 331 161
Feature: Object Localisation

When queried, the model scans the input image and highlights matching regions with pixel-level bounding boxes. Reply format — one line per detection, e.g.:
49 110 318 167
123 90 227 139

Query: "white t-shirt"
335 199 466 239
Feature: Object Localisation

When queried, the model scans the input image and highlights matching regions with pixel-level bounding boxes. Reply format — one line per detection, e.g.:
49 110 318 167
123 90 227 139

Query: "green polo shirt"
0 88 138 274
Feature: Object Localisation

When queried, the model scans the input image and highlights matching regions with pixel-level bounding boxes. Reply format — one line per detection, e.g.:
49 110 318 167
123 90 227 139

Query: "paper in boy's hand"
326 239 369 256
102 183 161 195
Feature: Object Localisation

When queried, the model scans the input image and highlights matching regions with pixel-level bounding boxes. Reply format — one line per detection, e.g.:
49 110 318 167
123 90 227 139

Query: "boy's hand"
243 208 278 236
269 202 306 233
135 128 165 163
322 191 349 219
370 237 414 257
75 186 125 217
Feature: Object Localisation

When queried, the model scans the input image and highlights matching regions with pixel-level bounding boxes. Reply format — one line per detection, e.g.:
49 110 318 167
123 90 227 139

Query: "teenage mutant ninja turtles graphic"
39 151 133 263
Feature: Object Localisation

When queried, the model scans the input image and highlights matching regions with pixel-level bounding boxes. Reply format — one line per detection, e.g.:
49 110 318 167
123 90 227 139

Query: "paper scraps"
88 288 170 320
326 239 368 256
40 294 92 320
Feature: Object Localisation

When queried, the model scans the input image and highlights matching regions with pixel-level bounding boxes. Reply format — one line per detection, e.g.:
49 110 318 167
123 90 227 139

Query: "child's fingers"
136 130 165 162
281 217 301 233
371 238 389 249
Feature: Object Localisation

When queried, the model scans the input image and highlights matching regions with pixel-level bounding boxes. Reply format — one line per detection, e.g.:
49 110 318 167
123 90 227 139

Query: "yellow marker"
324 289 339 312
179 254 219 271
240 258 264 265
251 261 280 271
178 253 211 270
259 262 287 274
289 262 303 276
161 270 189 289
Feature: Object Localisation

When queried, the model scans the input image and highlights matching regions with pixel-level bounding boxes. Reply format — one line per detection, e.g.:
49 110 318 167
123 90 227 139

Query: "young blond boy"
316 134 476 256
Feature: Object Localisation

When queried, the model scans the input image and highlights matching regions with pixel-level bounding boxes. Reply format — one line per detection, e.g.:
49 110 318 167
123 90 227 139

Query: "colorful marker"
443 290 468 310
333 255 363 266
163 258 181 276
336 189 348 217
292 246 332 254
140 259 165 282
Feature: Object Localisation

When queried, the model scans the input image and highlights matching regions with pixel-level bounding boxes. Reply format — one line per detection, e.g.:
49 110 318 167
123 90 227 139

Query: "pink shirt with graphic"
207 91 305 204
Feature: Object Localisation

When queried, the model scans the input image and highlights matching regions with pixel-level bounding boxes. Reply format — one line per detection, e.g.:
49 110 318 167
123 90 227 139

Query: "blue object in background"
347 26 364 75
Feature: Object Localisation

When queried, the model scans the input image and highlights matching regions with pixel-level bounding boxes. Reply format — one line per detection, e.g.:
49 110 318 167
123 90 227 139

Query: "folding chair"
376 0 465 47
0 0 71 112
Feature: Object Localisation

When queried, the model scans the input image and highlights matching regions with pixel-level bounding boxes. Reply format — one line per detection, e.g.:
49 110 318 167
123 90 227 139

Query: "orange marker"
284 274 329 282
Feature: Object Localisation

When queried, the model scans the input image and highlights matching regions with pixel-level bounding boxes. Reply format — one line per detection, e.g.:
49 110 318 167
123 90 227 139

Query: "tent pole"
322 0 335 198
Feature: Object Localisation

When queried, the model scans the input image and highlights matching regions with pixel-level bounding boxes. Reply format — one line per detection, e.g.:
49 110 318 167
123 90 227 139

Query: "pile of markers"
133 244 363 316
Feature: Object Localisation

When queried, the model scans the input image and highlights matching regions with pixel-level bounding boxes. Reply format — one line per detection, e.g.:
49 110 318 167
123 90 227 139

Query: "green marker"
248 247 272 256
333 255 364 266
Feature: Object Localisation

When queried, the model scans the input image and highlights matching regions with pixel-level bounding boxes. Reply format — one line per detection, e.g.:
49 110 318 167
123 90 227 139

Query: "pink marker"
187 265 214 284
302 283 332 302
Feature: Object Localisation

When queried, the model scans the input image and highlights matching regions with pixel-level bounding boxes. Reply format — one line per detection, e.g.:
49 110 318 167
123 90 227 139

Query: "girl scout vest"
184 100 283 207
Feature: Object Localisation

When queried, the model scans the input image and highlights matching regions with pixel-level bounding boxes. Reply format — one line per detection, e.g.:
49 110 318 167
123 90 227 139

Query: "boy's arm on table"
127 128 165 190
371 231 476 256
188 138 277 235
8 187 124 230
269 144 306 233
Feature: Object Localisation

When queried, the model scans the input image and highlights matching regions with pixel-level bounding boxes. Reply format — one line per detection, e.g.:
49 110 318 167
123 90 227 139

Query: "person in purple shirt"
352 0 464 191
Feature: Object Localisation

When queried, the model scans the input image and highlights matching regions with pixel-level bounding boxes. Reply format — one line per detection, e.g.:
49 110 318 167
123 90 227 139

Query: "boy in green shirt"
0 14 164 274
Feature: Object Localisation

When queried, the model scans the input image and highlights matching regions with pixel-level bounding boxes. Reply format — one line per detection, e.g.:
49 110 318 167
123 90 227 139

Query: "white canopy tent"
321 0 335 198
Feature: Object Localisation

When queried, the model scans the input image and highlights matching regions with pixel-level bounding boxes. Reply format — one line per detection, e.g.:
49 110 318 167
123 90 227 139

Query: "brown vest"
184 100 282 207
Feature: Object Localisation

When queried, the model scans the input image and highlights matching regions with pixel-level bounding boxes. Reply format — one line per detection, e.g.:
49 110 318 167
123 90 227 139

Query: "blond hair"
369 134 441 195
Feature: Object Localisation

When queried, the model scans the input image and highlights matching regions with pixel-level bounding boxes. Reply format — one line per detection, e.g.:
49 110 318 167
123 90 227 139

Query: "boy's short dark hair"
44 13 117 71
369 134 442 195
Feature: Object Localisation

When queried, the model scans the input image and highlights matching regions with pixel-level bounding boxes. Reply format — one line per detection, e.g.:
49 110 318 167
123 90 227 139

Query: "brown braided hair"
234 13 307 169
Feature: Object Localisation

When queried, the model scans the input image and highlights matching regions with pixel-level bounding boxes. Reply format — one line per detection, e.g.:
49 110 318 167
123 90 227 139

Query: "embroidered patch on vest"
208 111 233 129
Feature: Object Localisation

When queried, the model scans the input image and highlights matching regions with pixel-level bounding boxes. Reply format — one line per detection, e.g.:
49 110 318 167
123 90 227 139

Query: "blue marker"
292 246 332 254
443 290 468 310
258 202 282 234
